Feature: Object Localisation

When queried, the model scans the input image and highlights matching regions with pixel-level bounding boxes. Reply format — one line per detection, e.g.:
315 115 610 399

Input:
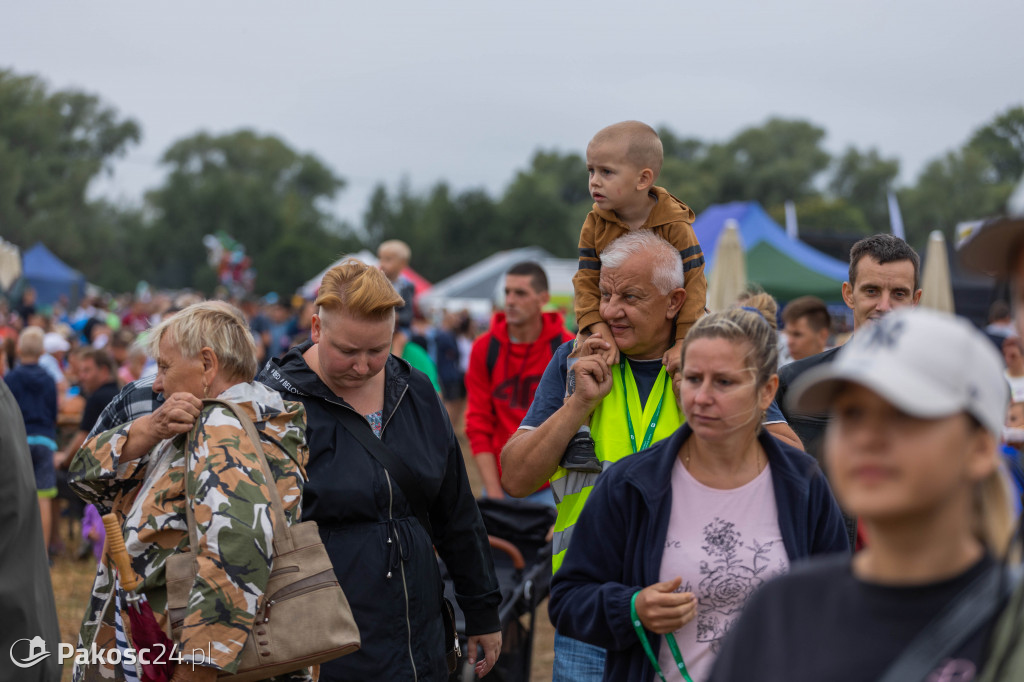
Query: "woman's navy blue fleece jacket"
549 425 849 681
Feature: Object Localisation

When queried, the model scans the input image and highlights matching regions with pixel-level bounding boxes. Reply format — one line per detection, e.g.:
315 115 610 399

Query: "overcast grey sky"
4 0 1022 228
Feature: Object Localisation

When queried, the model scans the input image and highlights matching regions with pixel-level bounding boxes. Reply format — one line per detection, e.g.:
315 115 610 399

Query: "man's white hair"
600 231 684 294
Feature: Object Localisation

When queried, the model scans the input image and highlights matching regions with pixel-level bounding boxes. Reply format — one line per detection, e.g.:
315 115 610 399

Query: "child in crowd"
117 345 147 386
563 121 707 471
5 327 59 553
709 309 1017 682
377 239 416 334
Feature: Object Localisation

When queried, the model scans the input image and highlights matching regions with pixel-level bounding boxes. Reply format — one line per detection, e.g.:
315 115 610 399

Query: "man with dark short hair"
464 261 573 501
52 349 121 552
781 296 831 362
775 234 923 462
55 348 120 469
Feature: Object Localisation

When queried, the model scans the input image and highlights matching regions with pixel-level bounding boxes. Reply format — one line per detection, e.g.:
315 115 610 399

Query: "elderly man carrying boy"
563 121 707 471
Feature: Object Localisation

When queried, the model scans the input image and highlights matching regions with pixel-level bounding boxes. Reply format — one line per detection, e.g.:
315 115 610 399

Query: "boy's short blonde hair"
146 301 258 382
316 258 404 321
589 121 663 179
377 239 411 263
17 326 44 359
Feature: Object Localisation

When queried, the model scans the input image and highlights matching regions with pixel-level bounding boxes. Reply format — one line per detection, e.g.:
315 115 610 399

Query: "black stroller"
440 497 558 681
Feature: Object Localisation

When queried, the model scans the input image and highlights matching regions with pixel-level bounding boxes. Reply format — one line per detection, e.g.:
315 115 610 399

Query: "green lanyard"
620 361 668 454
623 365 690 681
631 591 695 682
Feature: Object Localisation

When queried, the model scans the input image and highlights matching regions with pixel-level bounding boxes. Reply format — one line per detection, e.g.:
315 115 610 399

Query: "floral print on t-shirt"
684 517 787 653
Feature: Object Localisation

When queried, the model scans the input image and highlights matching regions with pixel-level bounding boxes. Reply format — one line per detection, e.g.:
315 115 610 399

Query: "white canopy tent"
418 247 576 321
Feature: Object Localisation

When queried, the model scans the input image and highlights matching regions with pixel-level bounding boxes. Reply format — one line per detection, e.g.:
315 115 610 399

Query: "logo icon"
10 636 51 668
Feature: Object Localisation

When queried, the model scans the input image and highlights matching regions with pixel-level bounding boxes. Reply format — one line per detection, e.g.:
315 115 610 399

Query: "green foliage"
967 105 1024 184
144 129 356 294
768 197 872 237
74 200 152 292
0 69 140 266
828 147 901 232
496 150 588 254
366 150 585 281
898 147 1015 245
5 62 1021 295
657 119 832 216
658 128 706 163
710 118 831 207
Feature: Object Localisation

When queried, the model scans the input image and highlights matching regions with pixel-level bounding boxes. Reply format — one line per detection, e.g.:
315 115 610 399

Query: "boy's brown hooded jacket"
573 185 706 340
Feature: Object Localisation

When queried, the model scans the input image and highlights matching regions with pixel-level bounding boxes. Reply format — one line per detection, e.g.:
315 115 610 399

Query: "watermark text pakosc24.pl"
10 636 210 669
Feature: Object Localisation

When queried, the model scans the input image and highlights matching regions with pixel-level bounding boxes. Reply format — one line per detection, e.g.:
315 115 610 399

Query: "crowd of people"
4 119 1024 682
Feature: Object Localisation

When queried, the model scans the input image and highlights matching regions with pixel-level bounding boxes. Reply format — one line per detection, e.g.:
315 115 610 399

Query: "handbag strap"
180 398 295 556
327 402 435 541
877 562 1018 682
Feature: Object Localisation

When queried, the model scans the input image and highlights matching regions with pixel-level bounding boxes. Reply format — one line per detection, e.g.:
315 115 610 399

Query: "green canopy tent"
693 202 849 302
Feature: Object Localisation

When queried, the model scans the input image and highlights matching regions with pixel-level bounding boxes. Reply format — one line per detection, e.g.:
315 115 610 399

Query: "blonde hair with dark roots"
589 121 664 179
680 302 779 391
735 287 779 333
146 301 258 382
316 258 404 320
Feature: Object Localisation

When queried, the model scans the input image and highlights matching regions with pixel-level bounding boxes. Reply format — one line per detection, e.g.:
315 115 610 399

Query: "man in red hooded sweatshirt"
465 261 574 502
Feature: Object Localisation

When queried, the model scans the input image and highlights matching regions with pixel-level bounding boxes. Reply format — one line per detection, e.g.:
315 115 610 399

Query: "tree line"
2 67 1021 296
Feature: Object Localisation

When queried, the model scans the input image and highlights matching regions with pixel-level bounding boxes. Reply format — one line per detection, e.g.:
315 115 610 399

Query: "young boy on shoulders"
563 121 707 471
575 120 706 373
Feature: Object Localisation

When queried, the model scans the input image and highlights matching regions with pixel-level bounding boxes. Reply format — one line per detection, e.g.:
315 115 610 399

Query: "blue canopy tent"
22 242 86 306
693 202 850 302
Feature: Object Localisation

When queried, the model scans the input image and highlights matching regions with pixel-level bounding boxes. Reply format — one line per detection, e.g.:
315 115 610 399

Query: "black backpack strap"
878 564 1019 682
485 336 501 379
488 334 563 377
328 402 435 540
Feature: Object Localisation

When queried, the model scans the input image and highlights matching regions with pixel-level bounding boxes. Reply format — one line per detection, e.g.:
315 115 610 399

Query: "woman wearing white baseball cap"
709 307 1019 682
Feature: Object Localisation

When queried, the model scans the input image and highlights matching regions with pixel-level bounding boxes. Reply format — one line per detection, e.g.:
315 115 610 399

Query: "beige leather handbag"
165 399 360 681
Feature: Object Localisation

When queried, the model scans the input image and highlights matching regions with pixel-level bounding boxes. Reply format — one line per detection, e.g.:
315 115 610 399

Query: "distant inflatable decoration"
204 231 255 297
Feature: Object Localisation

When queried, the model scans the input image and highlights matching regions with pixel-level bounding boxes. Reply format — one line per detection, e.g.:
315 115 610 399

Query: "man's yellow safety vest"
549 360 683 573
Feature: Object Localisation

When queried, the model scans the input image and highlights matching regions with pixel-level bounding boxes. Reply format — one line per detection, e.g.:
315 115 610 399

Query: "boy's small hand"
601 344 620 367
579 331 613 359
663 338 685 378
585 321 620 366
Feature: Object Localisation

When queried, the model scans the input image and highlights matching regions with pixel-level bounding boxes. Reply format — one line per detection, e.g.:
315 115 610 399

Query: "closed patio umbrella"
920 230 955 314
707 220 747 312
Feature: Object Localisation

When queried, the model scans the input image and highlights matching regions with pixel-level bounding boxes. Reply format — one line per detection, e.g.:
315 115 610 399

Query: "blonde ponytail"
974 463 1017 558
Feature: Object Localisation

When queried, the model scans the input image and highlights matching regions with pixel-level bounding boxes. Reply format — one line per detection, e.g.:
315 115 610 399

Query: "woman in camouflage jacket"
69 302 309 682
